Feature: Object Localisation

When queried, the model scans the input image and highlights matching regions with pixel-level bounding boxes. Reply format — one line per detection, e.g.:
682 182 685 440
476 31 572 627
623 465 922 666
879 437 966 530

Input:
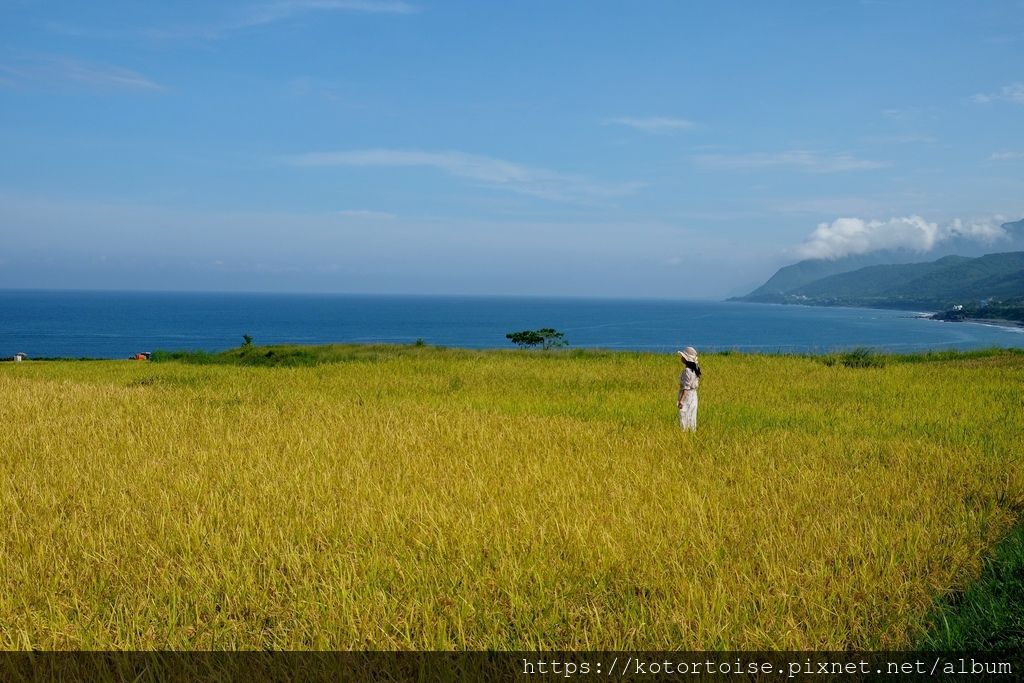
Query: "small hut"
13 352 27 362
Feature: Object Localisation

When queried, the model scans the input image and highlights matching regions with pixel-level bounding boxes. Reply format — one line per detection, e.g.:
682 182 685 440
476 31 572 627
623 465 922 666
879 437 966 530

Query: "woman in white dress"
676 346 701 431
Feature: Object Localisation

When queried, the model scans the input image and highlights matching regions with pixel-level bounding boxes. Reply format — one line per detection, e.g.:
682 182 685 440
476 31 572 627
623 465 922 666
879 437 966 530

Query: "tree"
242 334 254 347
506 330 544 348
505 328 568 350
535 328 567 349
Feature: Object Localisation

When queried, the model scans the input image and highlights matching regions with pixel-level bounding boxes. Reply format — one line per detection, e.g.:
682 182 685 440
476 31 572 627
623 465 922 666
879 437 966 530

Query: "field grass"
1 344 1022 650
919 523 1024 650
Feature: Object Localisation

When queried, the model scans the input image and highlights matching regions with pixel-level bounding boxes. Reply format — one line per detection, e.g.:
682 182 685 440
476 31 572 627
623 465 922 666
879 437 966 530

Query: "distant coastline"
929 313 1024 329
734 246 1024 324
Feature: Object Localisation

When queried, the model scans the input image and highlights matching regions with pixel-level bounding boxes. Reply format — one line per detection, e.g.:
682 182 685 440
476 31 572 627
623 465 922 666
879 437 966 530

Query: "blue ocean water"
1 289 1022 359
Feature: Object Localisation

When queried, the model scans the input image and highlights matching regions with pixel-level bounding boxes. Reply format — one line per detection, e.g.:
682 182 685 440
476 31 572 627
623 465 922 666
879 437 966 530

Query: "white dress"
678 367 699 431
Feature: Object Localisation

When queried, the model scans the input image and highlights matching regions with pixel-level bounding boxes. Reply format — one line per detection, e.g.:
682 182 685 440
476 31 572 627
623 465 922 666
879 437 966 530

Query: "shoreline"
929 315 1024 329
733 301 1024 330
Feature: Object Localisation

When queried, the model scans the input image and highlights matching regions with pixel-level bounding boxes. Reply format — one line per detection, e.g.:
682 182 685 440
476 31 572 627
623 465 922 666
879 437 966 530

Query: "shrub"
827 347 886 368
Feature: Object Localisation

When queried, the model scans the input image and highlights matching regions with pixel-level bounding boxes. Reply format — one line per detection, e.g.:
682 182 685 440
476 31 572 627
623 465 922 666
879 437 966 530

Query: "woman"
676 346 701 432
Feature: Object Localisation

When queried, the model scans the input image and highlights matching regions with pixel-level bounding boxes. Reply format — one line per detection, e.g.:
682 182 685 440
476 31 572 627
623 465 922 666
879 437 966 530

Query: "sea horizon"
2 288 1020 360
0 285 953 316
0 286 730 305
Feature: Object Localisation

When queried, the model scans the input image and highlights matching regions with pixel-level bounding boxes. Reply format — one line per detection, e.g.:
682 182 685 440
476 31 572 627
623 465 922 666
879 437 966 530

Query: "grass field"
1 345 1022 650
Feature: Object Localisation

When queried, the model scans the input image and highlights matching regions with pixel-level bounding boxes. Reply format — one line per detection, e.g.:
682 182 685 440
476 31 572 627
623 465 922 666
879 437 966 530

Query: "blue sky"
1 0 1022 298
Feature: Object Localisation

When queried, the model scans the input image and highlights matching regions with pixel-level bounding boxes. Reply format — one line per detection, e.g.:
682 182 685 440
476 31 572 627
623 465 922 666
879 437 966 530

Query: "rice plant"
0 346 1021 649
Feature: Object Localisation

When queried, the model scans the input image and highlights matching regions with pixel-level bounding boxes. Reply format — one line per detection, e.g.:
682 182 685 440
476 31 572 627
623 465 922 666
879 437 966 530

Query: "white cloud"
971 82 1024 105
0 55 163 91
335 209 396 219
947 217 1009 242
694 150 888 173
881 106 939 120
990 150 1024 161
286 149 642 202
239 0 417 28
604 116 696 133
861 134 936 145
796 215 1009 260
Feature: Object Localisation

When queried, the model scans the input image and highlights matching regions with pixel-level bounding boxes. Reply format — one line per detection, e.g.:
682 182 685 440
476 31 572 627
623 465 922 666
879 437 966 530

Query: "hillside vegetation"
741 251 924 299
1 345 1023 649
741 218 1024 302
738 251 1024 311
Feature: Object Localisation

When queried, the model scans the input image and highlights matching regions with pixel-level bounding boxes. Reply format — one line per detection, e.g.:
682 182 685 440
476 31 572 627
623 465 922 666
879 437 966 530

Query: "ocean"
1 289 1021 359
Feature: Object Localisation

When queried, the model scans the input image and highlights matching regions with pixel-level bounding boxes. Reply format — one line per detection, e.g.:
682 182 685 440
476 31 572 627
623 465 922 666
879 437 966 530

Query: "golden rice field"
1 345 1022 650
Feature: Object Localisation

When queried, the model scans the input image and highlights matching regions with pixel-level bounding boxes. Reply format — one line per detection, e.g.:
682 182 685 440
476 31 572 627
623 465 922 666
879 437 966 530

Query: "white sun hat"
677 346 699 363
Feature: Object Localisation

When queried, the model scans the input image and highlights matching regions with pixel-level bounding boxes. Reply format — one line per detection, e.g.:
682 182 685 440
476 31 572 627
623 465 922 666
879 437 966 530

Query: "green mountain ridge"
735 251 1024 310
790 256 973 300
740 218 1024 304
744 252 907 298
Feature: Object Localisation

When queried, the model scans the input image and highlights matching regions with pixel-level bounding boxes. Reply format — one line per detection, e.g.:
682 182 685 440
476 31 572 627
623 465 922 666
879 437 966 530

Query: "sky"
1 0 1022 299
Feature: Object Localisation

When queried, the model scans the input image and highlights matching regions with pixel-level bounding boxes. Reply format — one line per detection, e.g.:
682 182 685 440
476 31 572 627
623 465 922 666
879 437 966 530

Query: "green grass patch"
821 347 887 368
151 343 447 367
153 343 1024 369
920 523 1024 650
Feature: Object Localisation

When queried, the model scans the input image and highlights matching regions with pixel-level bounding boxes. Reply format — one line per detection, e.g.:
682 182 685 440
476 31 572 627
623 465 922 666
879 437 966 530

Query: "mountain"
790 256 973 300
887 252 1024 304
1001 217 1024 239
735 251 1024 310
738 217 1024 304
743 251 912 300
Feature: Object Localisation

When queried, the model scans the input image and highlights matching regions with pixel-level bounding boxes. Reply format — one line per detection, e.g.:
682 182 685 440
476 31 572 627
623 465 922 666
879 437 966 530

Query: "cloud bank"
971 82 1024 104
796 215 1008 260
240 0 417 28
694 150 888 173
0 55 163 91
604 116 695 133
287 148 641 202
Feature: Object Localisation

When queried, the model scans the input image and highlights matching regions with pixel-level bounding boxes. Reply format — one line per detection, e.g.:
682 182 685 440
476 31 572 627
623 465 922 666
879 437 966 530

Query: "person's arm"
677 375 686 408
